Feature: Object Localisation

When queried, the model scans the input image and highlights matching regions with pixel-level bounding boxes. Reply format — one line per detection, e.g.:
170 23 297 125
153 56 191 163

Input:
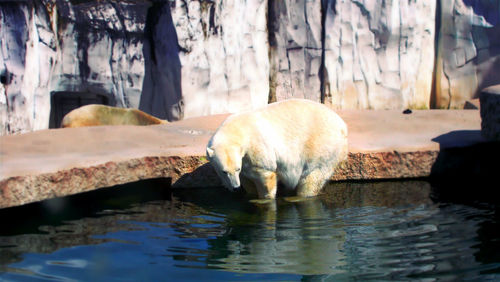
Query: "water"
0 180 499 281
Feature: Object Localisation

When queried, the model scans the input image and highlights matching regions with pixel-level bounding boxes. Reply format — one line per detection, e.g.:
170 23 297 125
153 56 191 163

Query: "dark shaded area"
172 163 221 188
319 0 336 103
0 178 171 237
429 0 441 109
0 70 12 85
48 91 113 128
429 137 500 271
139 1 184 121
430 130 500 206
266 0 279 103
463 0 499 26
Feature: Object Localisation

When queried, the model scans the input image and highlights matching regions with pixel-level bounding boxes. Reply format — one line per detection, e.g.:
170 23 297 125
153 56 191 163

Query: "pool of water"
1 180 499 281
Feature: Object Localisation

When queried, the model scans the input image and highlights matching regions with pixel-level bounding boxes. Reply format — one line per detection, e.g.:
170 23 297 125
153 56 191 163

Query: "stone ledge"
0 110 486 209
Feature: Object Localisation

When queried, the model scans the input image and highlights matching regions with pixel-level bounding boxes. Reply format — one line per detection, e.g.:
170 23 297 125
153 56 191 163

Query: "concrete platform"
0 110 487 209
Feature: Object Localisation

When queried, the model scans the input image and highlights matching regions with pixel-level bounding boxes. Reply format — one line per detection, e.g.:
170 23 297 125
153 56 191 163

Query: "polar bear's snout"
224 170 241 191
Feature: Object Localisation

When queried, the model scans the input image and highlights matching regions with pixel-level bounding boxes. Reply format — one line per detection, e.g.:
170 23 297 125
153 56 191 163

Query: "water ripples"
0 181 499 280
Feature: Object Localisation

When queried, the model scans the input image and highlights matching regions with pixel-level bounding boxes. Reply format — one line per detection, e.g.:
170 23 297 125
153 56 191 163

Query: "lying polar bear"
206 99 348 199
61 104 167 128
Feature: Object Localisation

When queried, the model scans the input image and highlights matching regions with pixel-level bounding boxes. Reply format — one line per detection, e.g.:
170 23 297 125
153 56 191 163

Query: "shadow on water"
0 178 173 236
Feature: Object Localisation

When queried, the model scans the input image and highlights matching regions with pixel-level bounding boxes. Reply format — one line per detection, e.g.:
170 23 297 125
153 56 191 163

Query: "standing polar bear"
206 99 348 199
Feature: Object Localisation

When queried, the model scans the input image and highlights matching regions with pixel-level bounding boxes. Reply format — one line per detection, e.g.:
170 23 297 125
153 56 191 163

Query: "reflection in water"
0 180 499 280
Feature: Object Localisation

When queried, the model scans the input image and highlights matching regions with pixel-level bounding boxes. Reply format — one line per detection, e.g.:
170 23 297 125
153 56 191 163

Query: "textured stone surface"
170 0 269 117
268 0 323 102
434 0 500 109
0 1 57 134
51 0 149 109
480 85 500 141
323 0 436 109
0 110 484 209
0 1 151 134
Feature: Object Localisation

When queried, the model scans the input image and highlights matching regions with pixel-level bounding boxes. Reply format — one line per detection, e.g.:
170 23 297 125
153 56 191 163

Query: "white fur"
207 99 348 199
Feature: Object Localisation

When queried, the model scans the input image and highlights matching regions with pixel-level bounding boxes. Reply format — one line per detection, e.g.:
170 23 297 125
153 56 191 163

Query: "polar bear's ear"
206 147 215 158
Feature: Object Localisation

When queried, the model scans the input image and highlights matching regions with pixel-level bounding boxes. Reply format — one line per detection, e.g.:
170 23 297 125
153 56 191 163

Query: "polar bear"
61 104 167 128
206 99 348 199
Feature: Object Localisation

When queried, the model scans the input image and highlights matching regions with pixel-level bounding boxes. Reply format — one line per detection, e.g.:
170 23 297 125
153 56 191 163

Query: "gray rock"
323 0 436 109
480 85 500 141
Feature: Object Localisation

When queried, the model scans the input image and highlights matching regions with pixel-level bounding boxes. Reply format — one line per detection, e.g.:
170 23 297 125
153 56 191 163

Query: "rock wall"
433 0 500 109
51 0 149 110
268 0 323 102
1 0 150 134
170 0 269 117
323 0 436 110
0 1 56 134
1 0 499 134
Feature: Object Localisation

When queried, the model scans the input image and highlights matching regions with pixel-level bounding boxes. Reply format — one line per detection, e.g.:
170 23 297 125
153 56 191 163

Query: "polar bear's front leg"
251 169 278 199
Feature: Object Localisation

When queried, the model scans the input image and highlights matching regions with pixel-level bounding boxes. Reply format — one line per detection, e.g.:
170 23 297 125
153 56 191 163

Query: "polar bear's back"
221 99 347 177
255 99 347 157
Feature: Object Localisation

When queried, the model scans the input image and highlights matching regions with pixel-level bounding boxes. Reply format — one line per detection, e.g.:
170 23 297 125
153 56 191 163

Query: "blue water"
1 180 499 281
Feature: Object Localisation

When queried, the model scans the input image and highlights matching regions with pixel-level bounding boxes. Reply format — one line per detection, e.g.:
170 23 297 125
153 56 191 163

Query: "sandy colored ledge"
0 110 486 209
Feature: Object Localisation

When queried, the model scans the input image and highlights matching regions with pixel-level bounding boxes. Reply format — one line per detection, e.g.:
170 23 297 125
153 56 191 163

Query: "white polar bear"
206 99 348 199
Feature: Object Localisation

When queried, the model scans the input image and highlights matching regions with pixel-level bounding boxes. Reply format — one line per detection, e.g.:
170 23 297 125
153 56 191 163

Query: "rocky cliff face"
268 0 323 102
0 1 56 134
1 0 150 134
323 0 436 110
1 0 499 134
169 0 269 118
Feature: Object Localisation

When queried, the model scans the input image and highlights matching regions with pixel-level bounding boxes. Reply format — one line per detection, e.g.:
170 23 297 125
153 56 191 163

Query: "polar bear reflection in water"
172 181 434 275
206 99 348 200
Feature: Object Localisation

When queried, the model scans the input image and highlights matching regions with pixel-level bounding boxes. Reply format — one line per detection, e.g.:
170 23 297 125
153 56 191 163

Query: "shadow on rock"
430 130 500 205
139 2 184 121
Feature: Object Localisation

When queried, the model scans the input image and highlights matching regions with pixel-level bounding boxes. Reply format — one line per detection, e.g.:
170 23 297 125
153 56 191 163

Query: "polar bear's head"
206 145 242 191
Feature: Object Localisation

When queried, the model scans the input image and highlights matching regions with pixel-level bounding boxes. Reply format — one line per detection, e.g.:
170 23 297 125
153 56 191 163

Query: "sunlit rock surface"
323 0 436 109
1 0 499 134
170 0 269 118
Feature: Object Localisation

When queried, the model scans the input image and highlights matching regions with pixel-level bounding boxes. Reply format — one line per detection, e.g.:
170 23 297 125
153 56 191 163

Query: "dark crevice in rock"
320 0 335 104
430 0 441 109
267 0 278 103
139 2 184 121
